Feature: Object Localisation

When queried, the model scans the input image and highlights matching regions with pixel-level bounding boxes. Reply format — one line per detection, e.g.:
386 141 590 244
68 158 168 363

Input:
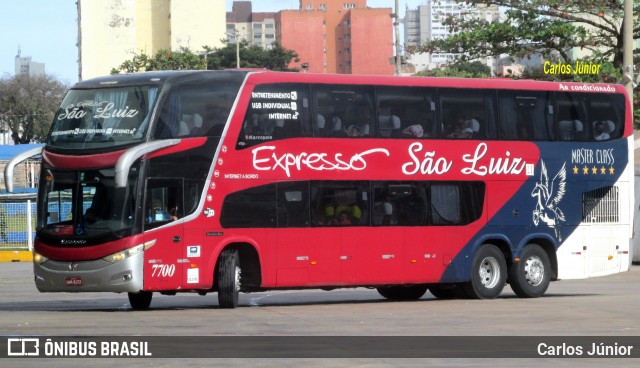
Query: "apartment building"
277 0 394 75
77 0 225 80
403 0 500 74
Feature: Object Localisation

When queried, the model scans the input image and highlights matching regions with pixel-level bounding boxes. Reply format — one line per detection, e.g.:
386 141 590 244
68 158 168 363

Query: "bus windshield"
48 86 159 150
37 165 140 243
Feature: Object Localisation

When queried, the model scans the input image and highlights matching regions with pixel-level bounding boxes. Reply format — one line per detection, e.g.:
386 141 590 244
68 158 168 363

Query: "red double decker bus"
6 70 632 309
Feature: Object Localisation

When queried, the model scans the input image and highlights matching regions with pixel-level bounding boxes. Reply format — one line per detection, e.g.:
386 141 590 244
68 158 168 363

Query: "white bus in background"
633 165 640 264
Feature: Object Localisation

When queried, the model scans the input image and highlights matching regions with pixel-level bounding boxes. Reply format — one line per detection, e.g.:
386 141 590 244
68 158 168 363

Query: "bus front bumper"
33 252 144 293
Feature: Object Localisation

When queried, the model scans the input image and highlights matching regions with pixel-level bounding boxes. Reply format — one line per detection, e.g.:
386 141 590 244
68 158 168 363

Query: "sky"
0 0 426 85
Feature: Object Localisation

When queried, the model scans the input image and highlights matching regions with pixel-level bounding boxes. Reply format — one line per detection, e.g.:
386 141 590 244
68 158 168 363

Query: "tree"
419 0 638 68
112 47 206 74
0 74 68 144
112 41 299 73
415 61 491 78
416 0 639 128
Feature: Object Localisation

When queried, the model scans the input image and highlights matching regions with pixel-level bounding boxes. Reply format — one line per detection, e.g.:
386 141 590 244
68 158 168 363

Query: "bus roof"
245 70 627 95
72 70 251 89
73 69 627 96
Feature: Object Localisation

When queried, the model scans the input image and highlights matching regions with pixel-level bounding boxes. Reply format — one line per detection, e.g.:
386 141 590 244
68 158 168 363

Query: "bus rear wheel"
509 244 551 298
377 285 428 301
218 248 241 308
462 244 507 299
128 291 152 310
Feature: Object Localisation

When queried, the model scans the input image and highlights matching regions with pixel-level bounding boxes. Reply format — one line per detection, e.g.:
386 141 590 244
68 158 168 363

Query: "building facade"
403 0 500 74
14 53 45 78
77 0 225 80
277 0 394 75
226 1 277 50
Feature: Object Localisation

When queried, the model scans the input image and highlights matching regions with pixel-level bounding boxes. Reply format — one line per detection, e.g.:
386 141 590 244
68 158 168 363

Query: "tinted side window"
440 89 497 140
556 93 588 141
236 84 310 149
145 178 183 230
154 81 239 139
498 91 552 140
372 181 483 226
313 85 375 138
429 182 484 226
220 184 277 228
372 182 428 226
587 93 625 141
277 181 310 227
310 181 370 226
376 86 437 138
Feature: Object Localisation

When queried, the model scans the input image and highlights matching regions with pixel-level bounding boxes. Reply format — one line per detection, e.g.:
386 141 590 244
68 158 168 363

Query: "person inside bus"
316 197 361 226
402 124 425 138
148 199 177 223
329 116 345 137
447 114 475 139
379 104 401 137
346 124 363 137
178 113 203 137
593 120 614 141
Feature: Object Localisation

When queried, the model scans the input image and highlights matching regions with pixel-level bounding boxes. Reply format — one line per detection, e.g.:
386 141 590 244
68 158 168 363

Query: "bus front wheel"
462 244 507 299
377 285 428 300
509 244 551 298
128 291 152 310
218 248 241 308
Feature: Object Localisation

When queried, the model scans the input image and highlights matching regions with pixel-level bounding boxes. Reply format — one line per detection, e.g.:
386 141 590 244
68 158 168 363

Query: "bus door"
275 182 341 286
142 178 184 291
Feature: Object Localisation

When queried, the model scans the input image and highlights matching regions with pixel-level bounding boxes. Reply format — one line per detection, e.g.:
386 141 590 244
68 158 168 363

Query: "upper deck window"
154 81 240 139
498 91 552 141
236 83 310 149
313 85 375 138
48 86 159 150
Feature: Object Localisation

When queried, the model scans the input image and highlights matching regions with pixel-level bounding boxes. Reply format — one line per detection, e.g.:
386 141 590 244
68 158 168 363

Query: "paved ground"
0 262 638 367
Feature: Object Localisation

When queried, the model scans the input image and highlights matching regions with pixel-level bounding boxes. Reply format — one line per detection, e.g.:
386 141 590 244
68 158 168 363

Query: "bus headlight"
101 244 144 263
33 252 48 264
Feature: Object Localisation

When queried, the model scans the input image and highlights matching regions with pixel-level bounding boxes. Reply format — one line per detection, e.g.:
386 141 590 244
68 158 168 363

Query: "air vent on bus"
582 186 619 223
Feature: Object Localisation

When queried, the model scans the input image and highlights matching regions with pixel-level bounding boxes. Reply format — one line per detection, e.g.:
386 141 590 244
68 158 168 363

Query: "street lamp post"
234 29 240 69
226 29 242 69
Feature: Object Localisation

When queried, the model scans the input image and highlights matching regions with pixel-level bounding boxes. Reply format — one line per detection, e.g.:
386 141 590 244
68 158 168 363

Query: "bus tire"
462 244 507 299
128 291 152 310
377 285 428 301
509 244 551 298
218 248 241 308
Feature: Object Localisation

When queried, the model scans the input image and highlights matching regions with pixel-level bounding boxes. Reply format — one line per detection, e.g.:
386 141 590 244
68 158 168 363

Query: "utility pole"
226 29 242 69
394 0 401 75
235 29 241 69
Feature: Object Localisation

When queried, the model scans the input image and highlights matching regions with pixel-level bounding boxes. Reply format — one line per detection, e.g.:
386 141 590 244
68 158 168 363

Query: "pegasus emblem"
531 161 567 241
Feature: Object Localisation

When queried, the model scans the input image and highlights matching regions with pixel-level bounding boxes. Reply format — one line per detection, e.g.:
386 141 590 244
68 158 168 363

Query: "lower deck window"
220 181 485 228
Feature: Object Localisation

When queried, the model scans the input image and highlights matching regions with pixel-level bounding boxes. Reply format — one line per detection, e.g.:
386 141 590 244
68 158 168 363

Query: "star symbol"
600 166 606 175
609 166 615 175
582 166 589 175
591 166 598 174
573 166 579 174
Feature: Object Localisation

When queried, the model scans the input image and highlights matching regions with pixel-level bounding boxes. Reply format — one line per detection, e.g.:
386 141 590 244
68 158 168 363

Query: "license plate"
65 277 83 286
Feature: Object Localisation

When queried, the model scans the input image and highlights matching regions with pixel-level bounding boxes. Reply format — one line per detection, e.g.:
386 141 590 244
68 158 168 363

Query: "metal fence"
1 158 40 250
0 196 37 250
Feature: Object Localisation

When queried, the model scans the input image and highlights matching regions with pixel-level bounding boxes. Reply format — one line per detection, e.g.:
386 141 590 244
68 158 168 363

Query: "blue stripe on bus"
440 138 629 283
